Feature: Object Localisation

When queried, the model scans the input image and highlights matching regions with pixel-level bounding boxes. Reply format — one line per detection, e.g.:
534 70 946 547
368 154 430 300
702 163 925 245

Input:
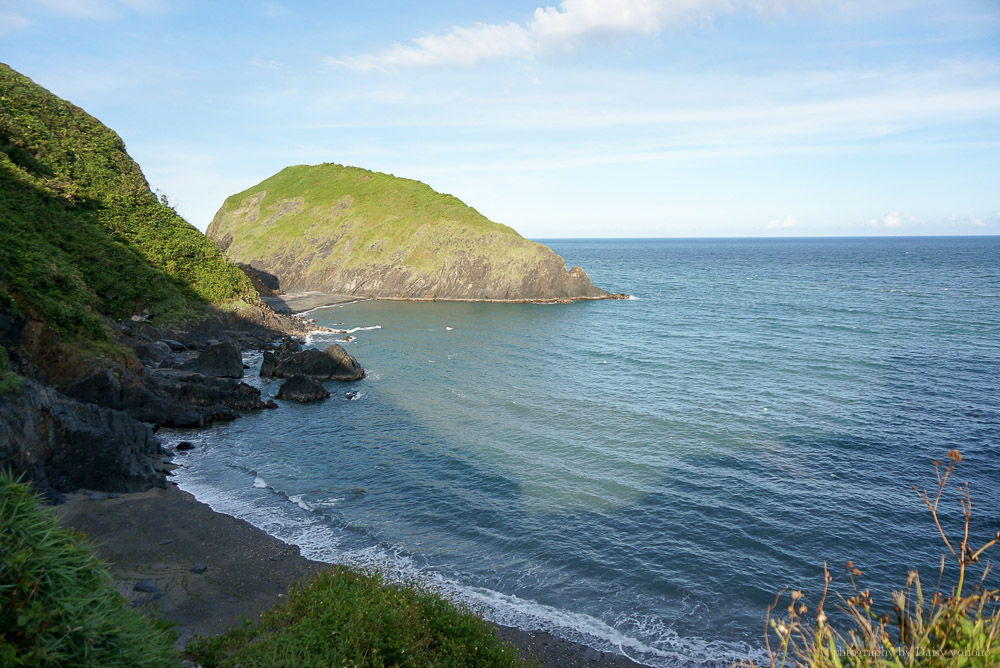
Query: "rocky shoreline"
5 301 656 667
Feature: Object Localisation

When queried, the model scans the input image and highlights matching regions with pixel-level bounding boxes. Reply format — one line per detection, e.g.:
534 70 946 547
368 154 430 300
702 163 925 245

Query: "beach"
54 481 650 667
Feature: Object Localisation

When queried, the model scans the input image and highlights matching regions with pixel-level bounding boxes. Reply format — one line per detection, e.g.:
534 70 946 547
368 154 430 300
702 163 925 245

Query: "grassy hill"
0 63 258 349
208 163 608 301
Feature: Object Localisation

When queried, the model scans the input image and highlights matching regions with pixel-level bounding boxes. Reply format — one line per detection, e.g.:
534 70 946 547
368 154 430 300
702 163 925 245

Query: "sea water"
169 237 1000 666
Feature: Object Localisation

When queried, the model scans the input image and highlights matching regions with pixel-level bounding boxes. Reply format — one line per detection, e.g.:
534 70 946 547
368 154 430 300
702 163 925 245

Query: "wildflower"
947 449 962 463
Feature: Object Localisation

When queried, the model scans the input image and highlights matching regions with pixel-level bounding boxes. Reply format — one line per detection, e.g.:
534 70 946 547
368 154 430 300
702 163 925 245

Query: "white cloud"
947 213 988 228
249 57 282 71
867 210 907 228
766 214 799 230
330 0 834 71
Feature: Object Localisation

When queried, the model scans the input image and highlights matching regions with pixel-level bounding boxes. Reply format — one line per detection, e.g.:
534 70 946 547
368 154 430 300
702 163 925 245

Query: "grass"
0 62 258 348
0 468 530 667
207 162 558 292
0 472 178 667
743 450 1000 667
184 566 530 668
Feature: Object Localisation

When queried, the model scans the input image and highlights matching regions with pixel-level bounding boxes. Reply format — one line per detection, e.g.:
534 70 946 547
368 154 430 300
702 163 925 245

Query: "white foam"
626 295 641 300
288 494 314 512
175 468 757 667
253 475 267 488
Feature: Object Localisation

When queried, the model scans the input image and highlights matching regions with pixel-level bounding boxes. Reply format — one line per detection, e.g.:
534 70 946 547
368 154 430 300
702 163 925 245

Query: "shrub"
0 344 21 396
744 450 1000 667
185 566 529 668
0 472 178 667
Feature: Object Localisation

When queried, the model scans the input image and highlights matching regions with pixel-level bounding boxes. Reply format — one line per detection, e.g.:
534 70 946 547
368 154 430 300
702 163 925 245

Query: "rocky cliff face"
0 378 164 501
208 164 610 302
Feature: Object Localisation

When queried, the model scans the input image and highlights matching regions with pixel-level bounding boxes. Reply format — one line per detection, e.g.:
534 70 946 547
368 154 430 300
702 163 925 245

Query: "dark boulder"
262 344 363 381
0 378 164 498
161 339 186 352
135 341 173 367
59 367 124 410
180 341 244 378
259 350 278 377
276 374 330 402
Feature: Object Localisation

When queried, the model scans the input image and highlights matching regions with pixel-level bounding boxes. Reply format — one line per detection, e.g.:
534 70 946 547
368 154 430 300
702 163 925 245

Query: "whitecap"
253 475 267 489
288 494 313 512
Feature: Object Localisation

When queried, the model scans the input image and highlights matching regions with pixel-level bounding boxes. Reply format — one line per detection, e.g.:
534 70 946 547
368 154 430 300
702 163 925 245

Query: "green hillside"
0 63 258 346
209 163 608 302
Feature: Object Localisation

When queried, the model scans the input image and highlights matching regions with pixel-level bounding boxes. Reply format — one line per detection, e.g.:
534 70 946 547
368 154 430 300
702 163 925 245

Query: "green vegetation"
0 472 178 667
0 344 21 395
745 450 999 667
0 63 258 346
185 567 528 668
208 163 603 300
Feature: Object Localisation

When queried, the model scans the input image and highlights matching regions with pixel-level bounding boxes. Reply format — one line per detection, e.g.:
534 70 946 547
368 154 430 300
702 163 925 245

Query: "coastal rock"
132 369 268 425
59 368 125 411
0 378 164 499
276 374 330 402
262 344 364 381
180 341 244 378
135 341 173 367
161 339 187 352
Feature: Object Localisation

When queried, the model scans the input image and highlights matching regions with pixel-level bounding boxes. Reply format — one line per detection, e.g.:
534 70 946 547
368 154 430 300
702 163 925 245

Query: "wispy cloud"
329 0 834 71
767 214 799 230
947 213 987 228
0 11 30 32
249 57 282 71
34 0 164 19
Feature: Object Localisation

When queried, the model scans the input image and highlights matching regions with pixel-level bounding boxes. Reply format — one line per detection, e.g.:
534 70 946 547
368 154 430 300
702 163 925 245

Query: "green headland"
208 163 611 302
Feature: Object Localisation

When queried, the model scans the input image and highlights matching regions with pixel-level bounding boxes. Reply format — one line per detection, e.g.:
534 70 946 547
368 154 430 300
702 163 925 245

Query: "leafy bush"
0 472 178 666
185 566 528 668
744 450 1000 667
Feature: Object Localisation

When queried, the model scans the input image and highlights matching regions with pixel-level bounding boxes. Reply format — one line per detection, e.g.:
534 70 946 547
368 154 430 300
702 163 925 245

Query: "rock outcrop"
276 375 330 402
180 341 244 378
208 163 612 302
260 344 364 381
0 378 164 501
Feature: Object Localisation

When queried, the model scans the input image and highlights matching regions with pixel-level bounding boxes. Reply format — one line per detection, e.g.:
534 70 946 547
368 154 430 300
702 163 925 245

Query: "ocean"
168 237 1000 666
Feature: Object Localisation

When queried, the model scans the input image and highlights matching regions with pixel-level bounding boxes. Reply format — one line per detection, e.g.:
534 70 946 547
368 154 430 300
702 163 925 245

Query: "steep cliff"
0 63 310 497
208 163 610 302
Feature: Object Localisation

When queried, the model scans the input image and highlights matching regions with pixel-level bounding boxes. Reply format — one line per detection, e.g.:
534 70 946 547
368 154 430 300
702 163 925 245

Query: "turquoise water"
170 237 1000 666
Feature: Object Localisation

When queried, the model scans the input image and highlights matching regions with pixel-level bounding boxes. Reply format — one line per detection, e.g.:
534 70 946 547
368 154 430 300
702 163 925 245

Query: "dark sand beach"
263 292 363 314
55 481 650 667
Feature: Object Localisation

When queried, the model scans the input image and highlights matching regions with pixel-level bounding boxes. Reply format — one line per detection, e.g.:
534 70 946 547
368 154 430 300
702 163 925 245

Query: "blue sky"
2 0 998 238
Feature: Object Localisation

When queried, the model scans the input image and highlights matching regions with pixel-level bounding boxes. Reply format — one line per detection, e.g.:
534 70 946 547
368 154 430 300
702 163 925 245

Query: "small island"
208 163 618 303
